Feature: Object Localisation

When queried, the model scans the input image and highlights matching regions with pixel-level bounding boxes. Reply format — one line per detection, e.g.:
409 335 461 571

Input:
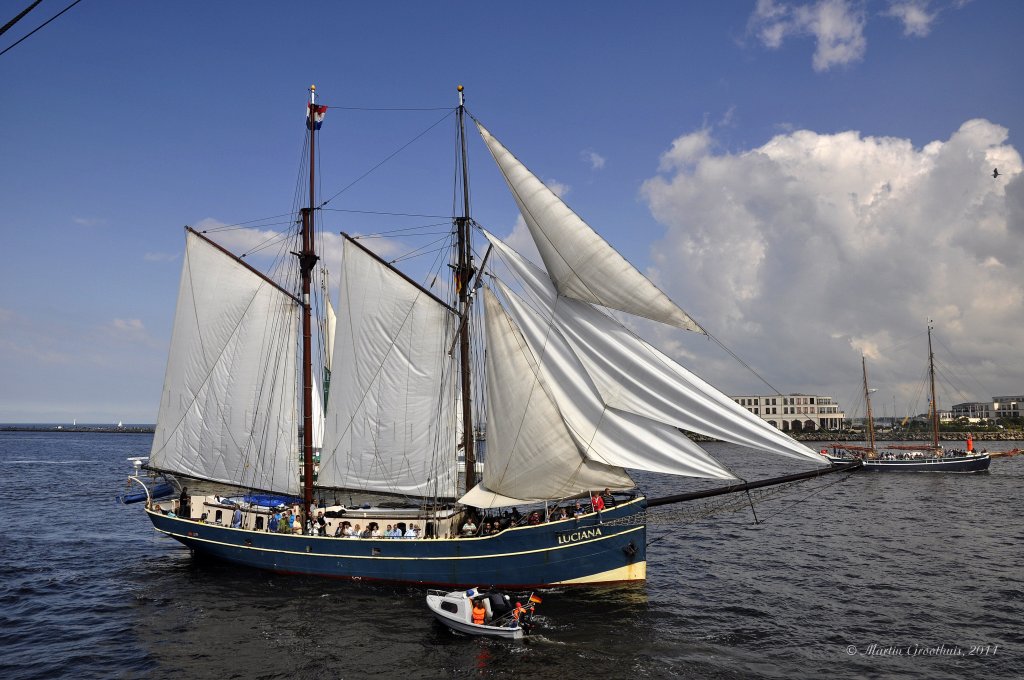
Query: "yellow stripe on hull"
553 560 647 584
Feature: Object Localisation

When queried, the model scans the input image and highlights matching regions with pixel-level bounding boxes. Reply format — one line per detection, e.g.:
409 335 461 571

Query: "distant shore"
3 423 1022 443
0 424 155 434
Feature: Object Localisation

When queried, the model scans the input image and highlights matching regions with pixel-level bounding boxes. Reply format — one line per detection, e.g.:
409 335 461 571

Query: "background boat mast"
455 85 476 492
862 355 876 453
300 85 320 520
927 323 940 451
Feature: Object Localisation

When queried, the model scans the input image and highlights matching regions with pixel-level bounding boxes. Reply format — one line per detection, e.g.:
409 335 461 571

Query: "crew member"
472 599 487 625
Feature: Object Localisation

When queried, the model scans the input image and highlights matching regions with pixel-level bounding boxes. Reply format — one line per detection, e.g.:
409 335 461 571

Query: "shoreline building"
730 394 845 433
951 395 1022 423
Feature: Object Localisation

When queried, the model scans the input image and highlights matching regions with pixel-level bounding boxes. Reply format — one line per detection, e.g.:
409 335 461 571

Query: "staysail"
149 229 301 495
476 121 702 333
460 288 634 508
494 279 735 479
319 237 459 499
485 232 826 465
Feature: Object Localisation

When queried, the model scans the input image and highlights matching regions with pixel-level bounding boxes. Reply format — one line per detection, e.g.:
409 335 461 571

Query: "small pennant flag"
306 104 328 130
529 594 542 604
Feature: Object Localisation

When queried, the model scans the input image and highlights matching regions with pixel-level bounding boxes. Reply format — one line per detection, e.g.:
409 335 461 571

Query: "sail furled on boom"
484 232 826 466
319 238 459 499
475 121 703 333
149 230 300 495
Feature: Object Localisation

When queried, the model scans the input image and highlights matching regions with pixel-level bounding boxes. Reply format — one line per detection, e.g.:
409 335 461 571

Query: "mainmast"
455 85 476 493
862 355 876 454
927 323 940 451
299 84 320 521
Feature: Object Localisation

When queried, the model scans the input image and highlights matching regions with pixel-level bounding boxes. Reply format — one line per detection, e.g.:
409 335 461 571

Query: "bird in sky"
992 168 1001 178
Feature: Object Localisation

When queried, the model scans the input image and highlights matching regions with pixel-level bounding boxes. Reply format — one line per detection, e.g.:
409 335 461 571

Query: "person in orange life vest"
513 601 525 621
472 599 487 625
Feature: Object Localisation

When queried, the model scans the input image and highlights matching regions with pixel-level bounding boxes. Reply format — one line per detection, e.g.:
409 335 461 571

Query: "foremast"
455 85 476 494
299 85 321 521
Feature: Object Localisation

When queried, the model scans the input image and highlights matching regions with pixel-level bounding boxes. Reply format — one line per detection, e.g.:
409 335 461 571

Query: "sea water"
0 430 1019 679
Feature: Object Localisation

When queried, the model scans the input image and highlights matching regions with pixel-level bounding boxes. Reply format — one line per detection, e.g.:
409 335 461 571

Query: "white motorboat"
426 588 535 639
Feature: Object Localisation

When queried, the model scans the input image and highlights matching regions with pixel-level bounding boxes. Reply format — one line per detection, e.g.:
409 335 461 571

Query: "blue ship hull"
146 497 647 587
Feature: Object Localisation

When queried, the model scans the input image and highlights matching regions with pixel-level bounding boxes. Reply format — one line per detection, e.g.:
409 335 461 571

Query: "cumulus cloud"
749 0 867 71
641 119 1023 408
659 129 714 171
884 0 936 36
581 149 606 170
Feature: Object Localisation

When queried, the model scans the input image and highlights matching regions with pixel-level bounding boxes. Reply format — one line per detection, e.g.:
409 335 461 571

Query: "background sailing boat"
826 326 991 472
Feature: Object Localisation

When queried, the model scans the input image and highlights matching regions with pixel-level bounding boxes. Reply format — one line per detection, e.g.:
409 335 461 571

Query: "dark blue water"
1 431 1020 679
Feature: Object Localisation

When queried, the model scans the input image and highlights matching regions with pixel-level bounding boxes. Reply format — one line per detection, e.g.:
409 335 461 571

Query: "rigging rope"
640 471 856 545
0 0 81 57
317 109 455 209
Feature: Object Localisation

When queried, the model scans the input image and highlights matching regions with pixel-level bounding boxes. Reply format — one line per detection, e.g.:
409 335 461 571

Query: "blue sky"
2 0 1022 424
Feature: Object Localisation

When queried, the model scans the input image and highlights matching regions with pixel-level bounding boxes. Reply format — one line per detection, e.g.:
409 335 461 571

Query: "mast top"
310 84 316 104
457 84 465 107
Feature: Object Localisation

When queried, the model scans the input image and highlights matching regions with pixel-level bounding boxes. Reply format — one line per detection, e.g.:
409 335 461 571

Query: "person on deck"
178 487 190 519
269 513 280 533
601 488 616 508
472 599 487 625
231 506 243 529
591 491 605 512
461 518 477 535
315 511 327 536
405 524 419 539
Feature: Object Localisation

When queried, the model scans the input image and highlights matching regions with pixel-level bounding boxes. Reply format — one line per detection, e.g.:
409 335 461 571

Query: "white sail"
312 375 325 452
149 231 300 495
495 280 735 479
460 288 633 508
476 121 702 333
319 239 458 498
324 297 337 373
486 232 826 465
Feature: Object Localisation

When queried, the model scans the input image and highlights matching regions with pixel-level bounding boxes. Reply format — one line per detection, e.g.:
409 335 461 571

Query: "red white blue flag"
307 104 327 130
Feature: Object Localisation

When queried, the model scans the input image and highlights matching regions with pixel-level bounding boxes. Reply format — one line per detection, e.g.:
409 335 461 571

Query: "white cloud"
73 217 106 227
749 0 972 69
659 129 714 171
144 251 179 262
112 318 144 333
749 0 868 71
884 0 936 37
582 149 606 170
641 119 1024 406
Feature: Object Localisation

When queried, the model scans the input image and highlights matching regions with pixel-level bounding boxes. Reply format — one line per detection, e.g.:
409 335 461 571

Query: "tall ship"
130 86 850 587
825 326 991 472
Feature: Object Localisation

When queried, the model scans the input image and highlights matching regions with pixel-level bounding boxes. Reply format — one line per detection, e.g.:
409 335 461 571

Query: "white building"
951 395 1023 422
993 395 1023 421
730 394 845 433
950 402 991 422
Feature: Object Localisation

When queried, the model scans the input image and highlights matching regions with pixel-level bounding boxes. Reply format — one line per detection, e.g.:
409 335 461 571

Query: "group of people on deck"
459 488 619 536
165 488 621 538
330 520 420 539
